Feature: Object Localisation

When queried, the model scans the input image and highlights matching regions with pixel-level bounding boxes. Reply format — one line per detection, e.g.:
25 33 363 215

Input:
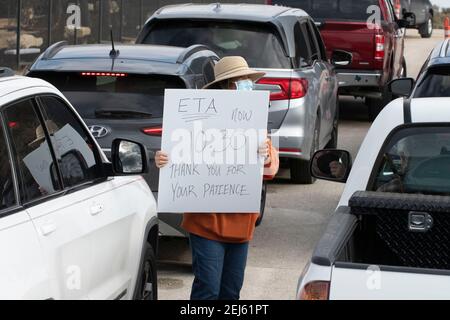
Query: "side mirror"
310 149 352 183
331 50 353 67
388 78 415 97
111 139 148 175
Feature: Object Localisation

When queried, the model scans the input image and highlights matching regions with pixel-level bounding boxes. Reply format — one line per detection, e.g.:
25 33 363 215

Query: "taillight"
374 35 385 61
279 148 301 153
299 281 330 300
81 72 127 77
257 78 308 101
142 127 162 136
8 121 18 128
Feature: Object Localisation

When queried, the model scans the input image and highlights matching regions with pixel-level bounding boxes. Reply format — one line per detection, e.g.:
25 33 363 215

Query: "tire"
133 243 158 300
419 17 433 38
290 115 320 184
255 182 267 227
366 97 383 121
366 90 392 121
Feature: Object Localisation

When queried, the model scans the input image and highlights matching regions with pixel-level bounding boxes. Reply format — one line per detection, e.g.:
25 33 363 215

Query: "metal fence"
0 0 264 70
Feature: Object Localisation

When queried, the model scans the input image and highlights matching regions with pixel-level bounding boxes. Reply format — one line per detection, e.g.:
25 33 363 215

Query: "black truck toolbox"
348 191 450 270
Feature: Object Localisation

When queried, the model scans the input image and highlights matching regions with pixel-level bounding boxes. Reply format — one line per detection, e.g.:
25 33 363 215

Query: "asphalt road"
157 29 445 300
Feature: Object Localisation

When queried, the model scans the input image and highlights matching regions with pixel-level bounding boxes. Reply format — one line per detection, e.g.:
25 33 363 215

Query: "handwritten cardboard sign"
158 89 270 213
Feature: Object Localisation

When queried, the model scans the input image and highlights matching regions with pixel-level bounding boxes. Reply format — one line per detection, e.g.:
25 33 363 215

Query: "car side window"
38 96 103 188
304 22 320 62
370 127 450 195
310 22 327 61
3 98 62 203
294 22 311 67
0 117 17 211
202 59 216 87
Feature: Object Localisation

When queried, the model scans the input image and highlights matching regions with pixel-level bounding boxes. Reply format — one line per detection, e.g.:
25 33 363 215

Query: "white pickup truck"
297 97 450 300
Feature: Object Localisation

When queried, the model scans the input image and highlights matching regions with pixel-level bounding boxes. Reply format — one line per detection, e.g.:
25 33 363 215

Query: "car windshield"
372 127 450 196
29 72 185 119
142 20 291 69
414 67 450 98
271 0 380 22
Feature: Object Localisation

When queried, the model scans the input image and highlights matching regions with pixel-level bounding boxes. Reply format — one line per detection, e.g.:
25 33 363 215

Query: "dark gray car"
27 42 219 236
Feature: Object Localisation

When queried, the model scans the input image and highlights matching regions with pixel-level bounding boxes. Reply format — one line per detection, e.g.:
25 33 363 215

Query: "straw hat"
29 120 59 146
203 56 265 89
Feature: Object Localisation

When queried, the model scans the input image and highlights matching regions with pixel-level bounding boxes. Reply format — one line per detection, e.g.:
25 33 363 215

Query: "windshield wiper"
95 108 153 119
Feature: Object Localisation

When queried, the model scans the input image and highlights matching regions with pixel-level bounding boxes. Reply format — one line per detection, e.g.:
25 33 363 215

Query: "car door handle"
40 223 57 236
90 204 104 216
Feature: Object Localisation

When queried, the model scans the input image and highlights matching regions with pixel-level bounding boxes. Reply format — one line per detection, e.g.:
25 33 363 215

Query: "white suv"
0 72 158 300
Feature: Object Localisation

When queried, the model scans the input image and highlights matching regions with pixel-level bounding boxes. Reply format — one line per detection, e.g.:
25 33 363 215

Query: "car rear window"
371 127 450 196
29 72 185 119
142 20 291 69
272 0 380 22
414 67 450 98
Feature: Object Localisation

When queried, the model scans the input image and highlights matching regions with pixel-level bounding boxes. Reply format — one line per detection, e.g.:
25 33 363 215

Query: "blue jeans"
189 233 249 300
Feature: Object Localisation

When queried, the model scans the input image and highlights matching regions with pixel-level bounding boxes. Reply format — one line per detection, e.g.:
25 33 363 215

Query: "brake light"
8 121 18 128
374 35 385 61
257 78 308 101
142 127 162 136
298 281 330 300
81 72 127 77
279 148 302 153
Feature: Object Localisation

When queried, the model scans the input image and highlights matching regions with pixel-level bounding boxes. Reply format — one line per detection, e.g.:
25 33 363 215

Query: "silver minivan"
137 3 347 183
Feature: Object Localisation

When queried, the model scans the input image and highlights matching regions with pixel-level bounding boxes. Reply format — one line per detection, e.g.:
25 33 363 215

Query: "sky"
431 0 450 8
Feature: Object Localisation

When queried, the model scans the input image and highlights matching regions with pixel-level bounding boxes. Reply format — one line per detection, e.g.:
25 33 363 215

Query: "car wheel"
366 90 391 121
134 243 158 300
419 17 433 38
255 182 267 227
367 97 383 121
290 115 320 184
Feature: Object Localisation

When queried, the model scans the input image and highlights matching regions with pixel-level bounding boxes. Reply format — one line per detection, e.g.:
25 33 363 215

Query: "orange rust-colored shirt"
182 142 279 243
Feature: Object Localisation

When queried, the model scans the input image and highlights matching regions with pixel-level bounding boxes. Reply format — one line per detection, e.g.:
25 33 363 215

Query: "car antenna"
109 29 119 58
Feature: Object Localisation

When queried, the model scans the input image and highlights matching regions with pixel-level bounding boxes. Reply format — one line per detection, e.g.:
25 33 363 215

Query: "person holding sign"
155 56 279 300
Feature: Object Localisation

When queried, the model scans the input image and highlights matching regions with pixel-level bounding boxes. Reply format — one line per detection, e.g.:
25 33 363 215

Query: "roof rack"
0 67 15 78
42 41 68 60
177 44 214 64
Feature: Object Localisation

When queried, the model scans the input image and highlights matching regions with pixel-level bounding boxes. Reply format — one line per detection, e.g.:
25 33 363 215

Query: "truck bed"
312 192 450 299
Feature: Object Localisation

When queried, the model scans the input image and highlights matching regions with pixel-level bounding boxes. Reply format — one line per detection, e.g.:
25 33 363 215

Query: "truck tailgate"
320 21 377 70
330 266 450 300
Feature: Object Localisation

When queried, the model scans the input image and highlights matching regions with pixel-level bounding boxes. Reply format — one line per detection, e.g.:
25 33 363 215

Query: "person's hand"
329 161 345 178
258 139 271 165
155 151 169 168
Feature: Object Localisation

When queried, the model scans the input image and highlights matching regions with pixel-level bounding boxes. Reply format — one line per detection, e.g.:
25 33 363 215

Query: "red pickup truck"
269 0 409 119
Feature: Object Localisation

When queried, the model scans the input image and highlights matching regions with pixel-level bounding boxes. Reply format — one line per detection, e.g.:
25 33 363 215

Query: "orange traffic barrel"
445 17 450 39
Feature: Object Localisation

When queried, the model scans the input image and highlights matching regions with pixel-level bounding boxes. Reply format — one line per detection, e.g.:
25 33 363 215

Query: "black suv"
397 0 434 38
27 42 219 237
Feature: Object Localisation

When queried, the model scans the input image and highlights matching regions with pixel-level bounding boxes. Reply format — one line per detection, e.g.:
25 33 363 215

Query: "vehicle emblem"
89 125 109 138
408 211 433 233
